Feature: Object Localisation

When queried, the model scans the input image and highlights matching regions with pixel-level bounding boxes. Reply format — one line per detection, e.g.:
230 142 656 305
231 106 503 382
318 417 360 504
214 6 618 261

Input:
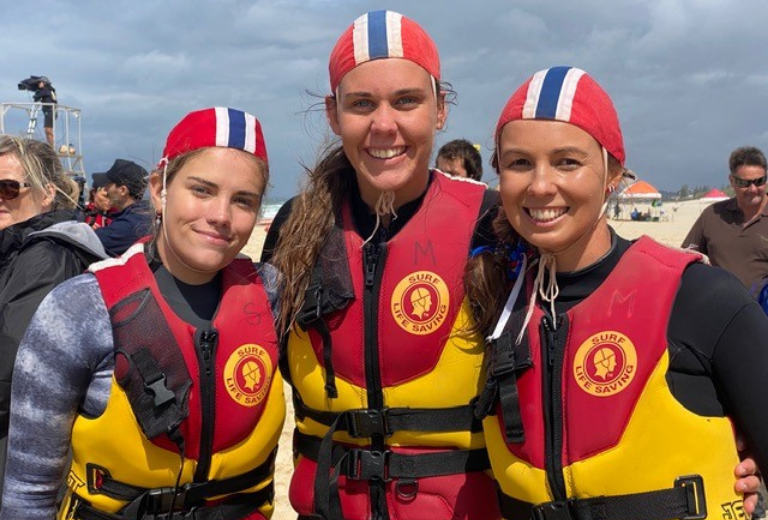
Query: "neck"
739 196 767 222
543 219 613 272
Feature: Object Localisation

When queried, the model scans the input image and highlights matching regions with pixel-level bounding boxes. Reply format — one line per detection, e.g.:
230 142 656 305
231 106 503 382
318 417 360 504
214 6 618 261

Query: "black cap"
91 173 109 189
94 159 148 197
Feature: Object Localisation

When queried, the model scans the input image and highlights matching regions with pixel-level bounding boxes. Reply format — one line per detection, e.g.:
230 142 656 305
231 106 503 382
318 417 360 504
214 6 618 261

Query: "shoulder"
679 262 755 312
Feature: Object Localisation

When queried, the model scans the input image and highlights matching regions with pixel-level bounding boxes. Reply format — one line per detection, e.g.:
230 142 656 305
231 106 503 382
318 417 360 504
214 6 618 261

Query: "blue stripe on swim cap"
535 66 571 119
227 108 246 149
367 10 389 59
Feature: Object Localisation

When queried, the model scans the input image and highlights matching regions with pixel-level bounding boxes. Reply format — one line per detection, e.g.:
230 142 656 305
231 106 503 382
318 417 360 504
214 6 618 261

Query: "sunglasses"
0 179 33 200
731 175 767 188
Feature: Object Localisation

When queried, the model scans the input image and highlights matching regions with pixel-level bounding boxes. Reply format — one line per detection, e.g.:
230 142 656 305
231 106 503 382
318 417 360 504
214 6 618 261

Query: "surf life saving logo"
573 331 637 397
224 344 272 407
391 271 450 335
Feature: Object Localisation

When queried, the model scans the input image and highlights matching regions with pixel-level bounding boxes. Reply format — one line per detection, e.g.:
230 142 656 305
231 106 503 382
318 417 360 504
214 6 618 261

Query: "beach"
243 198 711 519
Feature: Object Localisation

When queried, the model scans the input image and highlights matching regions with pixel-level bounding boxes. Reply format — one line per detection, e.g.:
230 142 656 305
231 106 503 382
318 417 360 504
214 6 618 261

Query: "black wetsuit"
550 232 768 472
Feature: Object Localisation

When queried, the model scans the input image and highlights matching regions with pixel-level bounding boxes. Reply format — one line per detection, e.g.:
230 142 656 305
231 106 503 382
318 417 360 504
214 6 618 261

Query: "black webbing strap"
499 475 707 520
86 449 277 510
73 486 272 520
297 428 491 520
295 283 338 398
475 320 532 443
293 393 483 436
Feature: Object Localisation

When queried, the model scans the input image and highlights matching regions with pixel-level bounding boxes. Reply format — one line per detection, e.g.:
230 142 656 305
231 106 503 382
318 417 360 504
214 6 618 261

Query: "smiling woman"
264 10 499 520
0 108 286 520
467 66 768 520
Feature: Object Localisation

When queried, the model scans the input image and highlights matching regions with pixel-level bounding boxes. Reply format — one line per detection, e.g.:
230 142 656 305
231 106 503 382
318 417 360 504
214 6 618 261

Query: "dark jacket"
0 209 107 440
94 200 151 257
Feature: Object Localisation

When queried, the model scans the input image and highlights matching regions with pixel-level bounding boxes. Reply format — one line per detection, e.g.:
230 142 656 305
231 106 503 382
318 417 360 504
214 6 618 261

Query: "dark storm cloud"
2 0 766 198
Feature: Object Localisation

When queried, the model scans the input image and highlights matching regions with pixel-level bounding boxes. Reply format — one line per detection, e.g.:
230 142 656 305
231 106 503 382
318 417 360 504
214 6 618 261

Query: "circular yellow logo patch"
391 271 450 335
224 344 272 407
573 331 637 397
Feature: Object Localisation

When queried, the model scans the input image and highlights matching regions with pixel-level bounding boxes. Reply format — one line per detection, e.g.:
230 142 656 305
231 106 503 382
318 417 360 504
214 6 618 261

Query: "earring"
606 185 616 194
155 212 162 227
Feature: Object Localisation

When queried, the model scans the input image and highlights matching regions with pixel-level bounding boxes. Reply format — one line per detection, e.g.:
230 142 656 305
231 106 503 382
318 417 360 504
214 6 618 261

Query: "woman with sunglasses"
264 11 501 520
0 135 107 496
1 108 284 520
467 66 768 520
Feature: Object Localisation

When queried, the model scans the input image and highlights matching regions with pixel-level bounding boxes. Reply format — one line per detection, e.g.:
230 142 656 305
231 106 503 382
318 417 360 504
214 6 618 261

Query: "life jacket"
482 237 744 520
59 243 285 520
287 172 500 520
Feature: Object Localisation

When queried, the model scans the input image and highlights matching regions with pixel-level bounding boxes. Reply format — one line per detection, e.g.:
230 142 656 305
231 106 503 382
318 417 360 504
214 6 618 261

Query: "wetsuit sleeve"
681 212 706 252
470 190 500 252
260 198 294 263
0 275 114 520
256 262 282 325
670 263 768 473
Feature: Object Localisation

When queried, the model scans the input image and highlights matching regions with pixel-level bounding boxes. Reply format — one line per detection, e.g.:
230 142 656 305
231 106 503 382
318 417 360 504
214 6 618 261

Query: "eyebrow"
500 146 590 159
187 176 261 198
342 87 427 99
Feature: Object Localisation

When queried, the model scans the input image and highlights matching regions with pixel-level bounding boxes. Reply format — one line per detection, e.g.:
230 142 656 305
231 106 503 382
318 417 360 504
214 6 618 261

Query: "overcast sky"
2 0 767 200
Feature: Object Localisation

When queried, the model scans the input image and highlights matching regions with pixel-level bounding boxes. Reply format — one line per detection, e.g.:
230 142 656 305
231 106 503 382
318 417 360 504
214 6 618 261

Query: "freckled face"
327 59 446 209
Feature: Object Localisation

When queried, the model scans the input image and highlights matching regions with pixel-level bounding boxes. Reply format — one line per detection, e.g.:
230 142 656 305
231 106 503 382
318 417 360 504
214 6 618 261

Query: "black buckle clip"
490 339 516 377
144 375 175 407
531 500 575 520
296 285 323 327
346 409 391 438
145 483 193 514
347 449 391 482
675 474 707 520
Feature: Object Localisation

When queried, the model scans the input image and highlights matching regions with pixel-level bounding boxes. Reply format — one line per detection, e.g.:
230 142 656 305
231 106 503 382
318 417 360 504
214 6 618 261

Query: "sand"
242 198 711 519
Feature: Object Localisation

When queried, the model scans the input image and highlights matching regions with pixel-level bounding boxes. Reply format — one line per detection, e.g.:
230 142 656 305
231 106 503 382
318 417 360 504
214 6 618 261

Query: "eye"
234 195 259 209
348 98 374 111
395 95 420 107
191 184 211 197
503 158 531 171
557 157 583 170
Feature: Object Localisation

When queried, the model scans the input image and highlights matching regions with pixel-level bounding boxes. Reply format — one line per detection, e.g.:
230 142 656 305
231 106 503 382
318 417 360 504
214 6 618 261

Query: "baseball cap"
159 107 268 168
329 10 440 93
495 66 625 165
91 172 109 189
93 159 149 195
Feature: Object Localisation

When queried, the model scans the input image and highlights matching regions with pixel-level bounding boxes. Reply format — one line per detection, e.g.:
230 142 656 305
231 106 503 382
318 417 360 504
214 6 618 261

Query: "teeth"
528 208 567 221
368 147 406 159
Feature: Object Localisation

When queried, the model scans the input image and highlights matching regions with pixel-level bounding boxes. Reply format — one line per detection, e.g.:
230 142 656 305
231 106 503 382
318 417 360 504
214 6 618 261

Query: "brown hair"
269 144 354 334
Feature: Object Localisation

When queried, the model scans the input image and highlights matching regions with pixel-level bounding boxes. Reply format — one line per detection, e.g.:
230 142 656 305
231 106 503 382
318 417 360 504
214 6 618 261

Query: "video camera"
17 75 51 92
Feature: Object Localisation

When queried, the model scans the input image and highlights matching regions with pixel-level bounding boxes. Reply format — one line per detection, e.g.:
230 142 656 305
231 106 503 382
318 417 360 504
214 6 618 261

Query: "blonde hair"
0 135 79 210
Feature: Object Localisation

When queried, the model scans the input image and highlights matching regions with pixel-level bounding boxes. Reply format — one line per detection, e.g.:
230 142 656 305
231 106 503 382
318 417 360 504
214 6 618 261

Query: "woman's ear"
149 172 164 209
436 92 448 130
40 182 56 210
326 96 341 136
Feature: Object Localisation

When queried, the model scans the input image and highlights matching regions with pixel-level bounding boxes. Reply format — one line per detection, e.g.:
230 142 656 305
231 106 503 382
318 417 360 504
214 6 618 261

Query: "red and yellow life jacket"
59 244 285 520
484 237 744 520
287 173 500 520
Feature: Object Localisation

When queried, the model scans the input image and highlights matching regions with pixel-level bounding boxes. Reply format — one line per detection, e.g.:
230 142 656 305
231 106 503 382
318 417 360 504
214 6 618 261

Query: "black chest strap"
294 221 355 399
474 311 533 443
500 475 707 520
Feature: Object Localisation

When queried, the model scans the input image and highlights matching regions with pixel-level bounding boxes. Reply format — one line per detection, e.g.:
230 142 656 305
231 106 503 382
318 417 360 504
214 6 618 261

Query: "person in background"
467 66 768 520
33 78 57 148
0 135 107 498
82 173 116 229
1 107 284 520
264 10 499 520
93 158 151 256
435 138 483 181
682 146 768 294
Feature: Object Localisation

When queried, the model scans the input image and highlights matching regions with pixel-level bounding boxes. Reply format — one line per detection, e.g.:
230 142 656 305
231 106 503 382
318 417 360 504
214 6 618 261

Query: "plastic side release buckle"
346 449 391 482
675 474 707 520
531 500 575 520
347 409 391 438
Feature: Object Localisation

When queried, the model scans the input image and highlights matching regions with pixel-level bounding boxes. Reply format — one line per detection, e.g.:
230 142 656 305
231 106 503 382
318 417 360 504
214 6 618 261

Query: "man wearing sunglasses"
683 146 768 294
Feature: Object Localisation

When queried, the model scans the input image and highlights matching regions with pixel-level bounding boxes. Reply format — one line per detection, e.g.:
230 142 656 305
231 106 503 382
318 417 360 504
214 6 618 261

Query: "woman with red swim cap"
467 66 768 520
264 10 500 520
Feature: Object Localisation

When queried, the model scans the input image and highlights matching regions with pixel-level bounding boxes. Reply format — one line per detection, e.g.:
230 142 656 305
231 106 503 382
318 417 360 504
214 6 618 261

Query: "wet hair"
271 81 448 335
464 153 623 336
436 139 482 181
729 146 767 175
0 135 79 210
